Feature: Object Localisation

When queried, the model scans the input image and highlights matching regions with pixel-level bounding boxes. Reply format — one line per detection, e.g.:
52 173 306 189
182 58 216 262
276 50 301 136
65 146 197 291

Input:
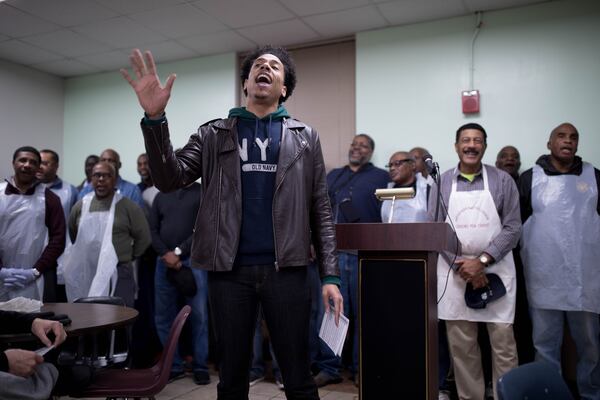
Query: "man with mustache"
0 146 65 301
430 123 521 399
122 46 342 400
519 123 600 399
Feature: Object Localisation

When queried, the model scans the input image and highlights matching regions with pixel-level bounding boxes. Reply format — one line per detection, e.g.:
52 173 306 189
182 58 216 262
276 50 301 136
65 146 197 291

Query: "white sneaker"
275 377 284 390
249 375 264 386
438 390 451 400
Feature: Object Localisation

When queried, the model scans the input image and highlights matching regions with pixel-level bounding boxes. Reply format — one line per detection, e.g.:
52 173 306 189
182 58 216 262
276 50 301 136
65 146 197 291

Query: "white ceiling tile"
191 0 294 28
304 6 387 38
75 49 131 71
237 19 320 47
377 0 466 26
462 0 548 13
0 3 62 38
130 4 228 39
73 17 167 48
22 29 112 57
94 0 188 15
138 41 197 62
9 0 118 27
32 58 96 77
0 39 64 65
278 0 371 17
177 31 256 55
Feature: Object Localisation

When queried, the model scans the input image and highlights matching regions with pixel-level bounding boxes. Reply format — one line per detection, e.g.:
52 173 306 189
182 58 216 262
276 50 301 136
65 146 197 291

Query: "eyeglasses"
386 159 413 169
92 172 113 180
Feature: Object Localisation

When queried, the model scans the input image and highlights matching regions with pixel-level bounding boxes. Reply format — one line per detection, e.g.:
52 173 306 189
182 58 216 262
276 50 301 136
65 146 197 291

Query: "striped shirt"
428 163 521 262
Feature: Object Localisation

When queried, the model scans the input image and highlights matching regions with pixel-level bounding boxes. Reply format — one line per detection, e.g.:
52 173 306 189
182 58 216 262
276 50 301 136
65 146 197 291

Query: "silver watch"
173 247 182 256
479 254 490 266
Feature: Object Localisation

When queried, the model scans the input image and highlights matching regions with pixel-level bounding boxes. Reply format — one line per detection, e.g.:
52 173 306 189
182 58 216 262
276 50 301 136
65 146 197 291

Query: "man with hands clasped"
0 146 66 301
430 123 521 400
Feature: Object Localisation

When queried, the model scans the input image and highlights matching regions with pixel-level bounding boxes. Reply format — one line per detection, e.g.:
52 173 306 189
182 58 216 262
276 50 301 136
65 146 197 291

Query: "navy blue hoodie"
228 106 289 266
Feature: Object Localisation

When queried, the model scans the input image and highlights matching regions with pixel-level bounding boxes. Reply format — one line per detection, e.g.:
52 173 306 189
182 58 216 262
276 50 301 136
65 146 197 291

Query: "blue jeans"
251 307 280 378
338 252 359 375
308 264 341 378
154 258 209 374
208 264 318 400
530 308 600 400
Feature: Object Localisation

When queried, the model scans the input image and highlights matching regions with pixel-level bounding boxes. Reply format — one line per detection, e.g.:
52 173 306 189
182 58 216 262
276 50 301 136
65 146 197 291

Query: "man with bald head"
519 122 600 399
78 149 144 209
495 146 521 182
65 162 150 307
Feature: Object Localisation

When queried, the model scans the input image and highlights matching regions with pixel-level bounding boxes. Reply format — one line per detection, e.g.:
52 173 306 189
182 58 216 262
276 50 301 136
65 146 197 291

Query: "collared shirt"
78 176 144 209
428 163 521 262
46 177 78 219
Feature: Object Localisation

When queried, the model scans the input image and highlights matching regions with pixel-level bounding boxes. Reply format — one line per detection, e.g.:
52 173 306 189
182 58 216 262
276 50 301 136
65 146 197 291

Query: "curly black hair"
240 45 297 104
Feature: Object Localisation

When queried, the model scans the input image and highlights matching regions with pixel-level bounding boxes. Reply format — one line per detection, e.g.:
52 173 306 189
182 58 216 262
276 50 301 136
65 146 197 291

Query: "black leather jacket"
141 117 339 278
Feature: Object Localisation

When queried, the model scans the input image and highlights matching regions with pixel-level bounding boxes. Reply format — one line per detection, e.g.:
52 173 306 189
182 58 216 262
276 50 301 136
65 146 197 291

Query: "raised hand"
121 49 176 118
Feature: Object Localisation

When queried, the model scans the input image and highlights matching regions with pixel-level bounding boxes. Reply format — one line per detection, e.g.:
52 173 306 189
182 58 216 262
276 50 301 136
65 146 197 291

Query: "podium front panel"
358 254 437 400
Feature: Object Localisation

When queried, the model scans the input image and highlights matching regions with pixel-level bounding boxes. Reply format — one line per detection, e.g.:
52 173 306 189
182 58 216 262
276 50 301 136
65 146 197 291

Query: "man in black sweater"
150 182 210 385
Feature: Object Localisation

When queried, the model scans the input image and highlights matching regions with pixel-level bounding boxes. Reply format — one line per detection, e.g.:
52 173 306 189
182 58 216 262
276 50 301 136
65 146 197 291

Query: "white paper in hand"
318 310 349 357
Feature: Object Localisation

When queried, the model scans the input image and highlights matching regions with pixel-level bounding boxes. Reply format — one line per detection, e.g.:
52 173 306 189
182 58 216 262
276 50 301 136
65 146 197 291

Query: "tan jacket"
141 117 339 278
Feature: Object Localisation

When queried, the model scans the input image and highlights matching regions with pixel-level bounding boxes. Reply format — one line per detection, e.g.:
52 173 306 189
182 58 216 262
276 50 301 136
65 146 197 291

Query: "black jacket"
141 117 339 278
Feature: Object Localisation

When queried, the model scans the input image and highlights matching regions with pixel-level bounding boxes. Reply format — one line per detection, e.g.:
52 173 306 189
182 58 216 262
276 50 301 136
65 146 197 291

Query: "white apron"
0 182 46 300
62 192 120 301
46 181 76 285
521 163 600 313
437 166 516 323
381 174 429 223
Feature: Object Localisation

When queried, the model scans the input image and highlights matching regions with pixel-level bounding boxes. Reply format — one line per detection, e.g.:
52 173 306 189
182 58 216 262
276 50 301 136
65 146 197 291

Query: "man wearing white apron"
381 151 430 223
37 149 78 302
0 146 65 302
63 162 150 307
519 123 600 400
430 124 521 400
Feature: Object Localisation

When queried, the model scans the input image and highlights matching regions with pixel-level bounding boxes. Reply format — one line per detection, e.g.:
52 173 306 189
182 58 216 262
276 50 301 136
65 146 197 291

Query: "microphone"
424 153 435 175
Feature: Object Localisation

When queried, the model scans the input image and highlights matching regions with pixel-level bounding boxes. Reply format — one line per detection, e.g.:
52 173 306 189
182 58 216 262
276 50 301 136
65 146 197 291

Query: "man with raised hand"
122 46 342 400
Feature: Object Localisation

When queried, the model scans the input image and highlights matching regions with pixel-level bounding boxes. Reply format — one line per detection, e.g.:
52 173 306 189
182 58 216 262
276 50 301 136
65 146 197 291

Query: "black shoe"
168 370 185 382
193 371 211 385
313 371 342 387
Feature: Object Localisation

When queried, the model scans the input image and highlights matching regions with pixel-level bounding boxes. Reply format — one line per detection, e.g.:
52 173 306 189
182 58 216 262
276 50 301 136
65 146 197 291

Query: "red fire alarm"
462 90 480 114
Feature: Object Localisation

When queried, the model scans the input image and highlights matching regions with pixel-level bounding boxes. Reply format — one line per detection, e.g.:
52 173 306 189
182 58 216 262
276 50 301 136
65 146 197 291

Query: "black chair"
497 361 574 400
74 296 130 367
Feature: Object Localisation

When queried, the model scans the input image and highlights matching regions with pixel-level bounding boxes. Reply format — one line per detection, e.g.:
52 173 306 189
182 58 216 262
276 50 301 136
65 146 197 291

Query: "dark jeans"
208 264 319 400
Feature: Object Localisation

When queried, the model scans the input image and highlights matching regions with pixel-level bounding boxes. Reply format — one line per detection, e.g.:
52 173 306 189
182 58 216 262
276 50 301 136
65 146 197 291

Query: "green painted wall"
63 52 236 185
357 0 600 173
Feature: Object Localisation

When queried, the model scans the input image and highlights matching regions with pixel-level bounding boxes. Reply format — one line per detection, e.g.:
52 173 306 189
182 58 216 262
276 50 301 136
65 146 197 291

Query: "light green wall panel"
357 0 600 173
63 52 236 185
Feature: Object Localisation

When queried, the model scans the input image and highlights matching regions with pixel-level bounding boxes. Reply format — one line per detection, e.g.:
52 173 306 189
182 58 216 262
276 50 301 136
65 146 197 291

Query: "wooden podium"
336 222 458 400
